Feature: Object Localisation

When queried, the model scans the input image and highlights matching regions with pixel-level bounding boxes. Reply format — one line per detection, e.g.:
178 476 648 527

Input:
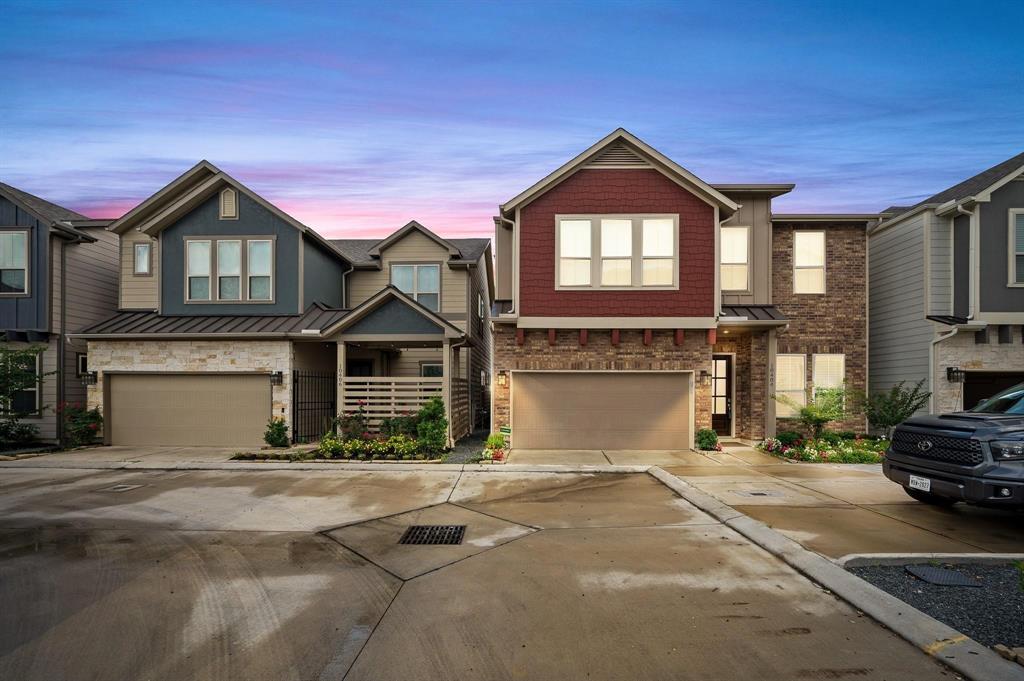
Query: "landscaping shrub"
849 379 931 439
774 387 847 439
0 343 49 449
482 433 507 462
416 397 448 454
0 419 39 449
380 412 419 438
758 435 889 464
61 402 102 447
776 430 803 447
263 417 290 447
696 428 720 451
316 432 426 460
336 403 369 440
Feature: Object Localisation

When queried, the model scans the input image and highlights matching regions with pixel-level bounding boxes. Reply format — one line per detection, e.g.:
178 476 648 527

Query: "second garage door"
511 372 692 450
109 374 271 446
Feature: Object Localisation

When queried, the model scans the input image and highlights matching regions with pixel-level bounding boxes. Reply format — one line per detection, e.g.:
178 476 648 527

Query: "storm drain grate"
398 525 466 545
96 484 143 493
732 489 784 498
905 565 981 587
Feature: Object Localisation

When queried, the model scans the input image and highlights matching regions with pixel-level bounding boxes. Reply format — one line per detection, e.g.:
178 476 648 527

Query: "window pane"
249 276 271 301
134 243 150 274
601 219 632 257
776 355 805 391
1017 254 1024 284
188 276 210 300
794 267 825 294
1015 213 1024 251
187 241 210 276
776 390 805 417
391 265 414 292
713 397 727 414
219 276 240 300
813 354 844 389
417 293 439 311
642 258 673 286
248 241 272 276
601 258 632 286
217 241 241 275
794 231 825 267
560 220 591 258
421 364 443 378
642 219 673 257
0 269 26 293
417 264 440 293
0 232 26 268
721 264 748 291
559 258 590 286
12 389 36 414
721 227 748 264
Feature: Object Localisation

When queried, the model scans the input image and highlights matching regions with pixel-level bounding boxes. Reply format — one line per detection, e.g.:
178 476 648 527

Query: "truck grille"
891 429 984 466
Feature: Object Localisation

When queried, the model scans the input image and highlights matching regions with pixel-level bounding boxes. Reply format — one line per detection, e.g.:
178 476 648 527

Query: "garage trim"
509 369 696 451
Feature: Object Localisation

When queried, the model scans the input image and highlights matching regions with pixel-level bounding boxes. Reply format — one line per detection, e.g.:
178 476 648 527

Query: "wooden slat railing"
451 377 470 439
341 376 442 431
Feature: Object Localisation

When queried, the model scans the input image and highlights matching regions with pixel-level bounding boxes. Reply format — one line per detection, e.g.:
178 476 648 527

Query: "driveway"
0 464 953 680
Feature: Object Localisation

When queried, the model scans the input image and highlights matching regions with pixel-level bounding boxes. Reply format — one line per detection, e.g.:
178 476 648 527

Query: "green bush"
696 428 719 451
0 419 39 449
316 433 424 460
485 433 506 450
62 402 102 447
416 397 448 454
336 403 369 440
850 379 931 439
380 412 419 438
774 387 847 439
758 435 888 464
776 430 803 446
264 417 289 447
818 430 843 445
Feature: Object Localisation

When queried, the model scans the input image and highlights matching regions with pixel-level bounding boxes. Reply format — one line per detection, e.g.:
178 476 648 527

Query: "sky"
2 0 1023 239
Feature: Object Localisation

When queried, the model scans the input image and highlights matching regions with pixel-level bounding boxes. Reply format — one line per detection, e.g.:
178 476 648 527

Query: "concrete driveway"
0 465 952 680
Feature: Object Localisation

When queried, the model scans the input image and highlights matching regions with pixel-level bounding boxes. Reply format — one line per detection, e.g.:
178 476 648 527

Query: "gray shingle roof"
75 304 349 338
330 237 490 267
885 151 1024 216
0 182 95 240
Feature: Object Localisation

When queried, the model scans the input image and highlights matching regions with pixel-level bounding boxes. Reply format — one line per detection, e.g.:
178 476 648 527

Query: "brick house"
491 129 873 449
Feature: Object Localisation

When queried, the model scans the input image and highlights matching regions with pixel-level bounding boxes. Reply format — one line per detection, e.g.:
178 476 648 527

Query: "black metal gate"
292 370 337 443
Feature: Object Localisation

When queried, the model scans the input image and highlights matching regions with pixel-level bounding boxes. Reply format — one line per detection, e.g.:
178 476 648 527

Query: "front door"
346 359 374 377
711 354 733 436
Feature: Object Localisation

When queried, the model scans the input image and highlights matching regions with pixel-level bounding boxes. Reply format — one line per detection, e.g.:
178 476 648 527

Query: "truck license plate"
908 475 931 492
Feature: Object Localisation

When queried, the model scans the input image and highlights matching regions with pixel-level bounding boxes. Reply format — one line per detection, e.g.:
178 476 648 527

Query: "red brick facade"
518 169 716 317
712 330 770 440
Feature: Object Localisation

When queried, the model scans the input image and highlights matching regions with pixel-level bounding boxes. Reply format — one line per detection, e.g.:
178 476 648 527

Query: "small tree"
774 387 846 439
0 344 50 446
851 380 930 439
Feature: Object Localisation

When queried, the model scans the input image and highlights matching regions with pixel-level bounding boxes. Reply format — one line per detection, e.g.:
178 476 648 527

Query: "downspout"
952 203 974 320
58 235 67 447
496 214 516 315
340 261 354 309
448 334 470 445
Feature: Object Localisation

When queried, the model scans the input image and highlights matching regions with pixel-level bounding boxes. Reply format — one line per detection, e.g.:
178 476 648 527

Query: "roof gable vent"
220 187 238 219
584 142 651 168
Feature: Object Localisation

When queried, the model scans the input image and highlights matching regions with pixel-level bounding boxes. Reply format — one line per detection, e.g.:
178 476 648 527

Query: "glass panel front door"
711 354 733 436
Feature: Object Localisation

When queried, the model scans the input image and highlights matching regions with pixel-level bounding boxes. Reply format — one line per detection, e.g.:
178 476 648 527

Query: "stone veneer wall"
933 328 1024 413
492 326 713 438
86 340 293 421
712 329 769 440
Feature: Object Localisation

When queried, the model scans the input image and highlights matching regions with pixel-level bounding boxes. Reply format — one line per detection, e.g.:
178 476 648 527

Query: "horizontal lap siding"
928 212 952 316
119 231 158 310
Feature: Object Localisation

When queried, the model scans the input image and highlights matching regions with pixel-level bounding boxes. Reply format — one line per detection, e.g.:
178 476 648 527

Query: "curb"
838 553 1024 568
647 466 1024 681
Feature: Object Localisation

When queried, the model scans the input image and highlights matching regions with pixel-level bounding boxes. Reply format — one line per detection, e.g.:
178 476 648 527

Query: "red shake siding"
518 169 716 317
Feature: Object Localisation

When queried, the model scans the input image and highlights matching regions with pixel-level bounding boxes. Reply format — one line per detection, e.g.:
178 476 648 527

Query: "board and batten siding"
720 193 772 306
868 212 933 403
346 231 467 318
0 195 50 330
119 230 159 310
927 211 952 316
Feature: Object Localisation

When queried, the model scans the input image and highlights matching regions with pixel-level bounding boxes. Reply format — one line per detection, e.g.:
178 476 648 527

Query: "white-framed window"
420 363 443 378
247 240 273 301
793 231 826 294
391 263 440 311
1010 209 1024 286
775 354 806 417
556 215 678 289
76 353 88 377
721 226 749 291
477 293 485 319
0 230 29 295
812 354 845 398
2 352 40 416
217 240 241 300
133 242 152 276
186 240 212 301
219 188 238 219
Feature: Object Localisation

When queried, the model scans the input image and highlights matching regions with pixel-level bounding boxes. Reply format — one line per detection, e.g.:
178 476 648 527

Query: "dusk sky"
3 0 1022 239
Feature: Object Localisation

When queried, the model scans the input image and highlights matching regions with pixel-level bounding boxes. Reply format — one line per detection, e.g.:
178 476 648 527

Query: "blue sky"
3 0 1022 238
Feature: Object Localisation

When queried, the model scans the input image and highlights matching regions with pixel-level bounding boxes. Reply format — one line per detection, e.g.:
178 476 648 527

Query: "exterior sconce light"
699 370 712 387
497 371 508 387
81 371 98 386
270 371 284 386
946 367 965 383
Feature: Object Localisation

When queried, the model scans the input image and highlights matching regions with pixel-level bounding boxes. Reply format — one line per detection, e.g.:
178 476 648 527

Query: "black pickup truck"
883 382 1024 508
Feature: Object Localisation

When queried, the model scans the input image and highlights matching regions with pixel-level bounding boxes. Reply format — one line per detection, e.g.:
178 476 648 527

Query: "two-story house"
869 151 1024 414
491 129 872 451
1 182 119 444
75 162 492 447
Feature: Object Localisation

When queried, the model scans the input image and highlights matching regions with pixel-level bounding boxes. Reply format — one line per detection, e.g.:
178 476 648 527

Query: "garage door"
964 372 1024 410
511 372 692 450
109 374 271 446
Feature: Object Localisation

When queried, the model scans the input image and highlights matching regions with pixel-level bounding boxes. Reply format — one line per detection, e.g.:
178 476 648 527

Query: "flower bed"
757 433 888 464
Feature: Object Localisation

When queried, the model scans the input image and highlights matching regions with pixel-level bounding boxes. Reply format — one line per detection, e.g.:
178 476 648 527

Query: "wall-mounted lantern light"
497 371 508 387
270 371 284 386
946 367 965 383
81 371 98 386
699 370 712 387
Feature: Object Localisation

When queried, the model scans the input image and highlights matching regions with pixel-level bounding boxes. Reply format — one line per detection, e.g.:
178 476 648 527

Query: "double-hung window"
2 352 40 416
186 237 274 302
1011 209 1024 285
720 226 749 291
420 363 443 378
775 354 806 417
557 215 677 289
134 242 151 276
0 231 29 295
247 240 272 301
217 241 241 300
793 231 826 294
186 240 212 301
391 264 440 311
812 354 845 399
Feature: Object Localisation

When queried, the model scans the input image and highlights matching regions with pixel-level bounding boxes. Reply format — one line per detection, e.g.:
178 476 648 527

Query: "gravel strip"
443 429 488 464
850 562 1024 647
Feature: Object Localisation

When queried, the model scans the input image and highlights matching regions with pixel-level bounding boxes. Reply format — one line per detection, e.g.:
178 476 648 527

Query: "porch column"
442 338 453 447
337 341 346 418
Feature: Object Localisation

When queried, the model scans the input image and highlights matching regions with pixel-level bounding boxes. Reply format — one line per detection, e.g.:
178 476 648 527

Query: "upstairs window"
247 240 273 301
186 240 211 301
0 231 29 295
133 242 152 275
720 226 749 291
775 354 806 417
793 231 826 294
219 188 238 219
217 240 241 300
1012 209 1024 285
186 237 274 303
556 215 678 289
392 263 440 311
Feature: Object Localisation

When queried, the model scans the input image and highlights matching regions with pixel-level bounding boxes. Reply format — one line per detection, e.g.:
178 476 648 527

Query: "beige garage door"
109 374 271 446
511 372 692 450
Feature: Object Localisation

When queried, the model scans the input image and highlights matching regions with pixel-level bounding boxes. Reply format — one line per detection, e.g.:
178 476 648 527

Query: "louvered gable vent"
220 187 238 219
584 141 650 168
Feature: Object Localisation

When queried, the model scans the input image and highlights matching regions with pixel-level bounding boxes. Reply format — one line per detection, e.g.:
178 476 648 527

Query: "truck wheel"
904 487 958 506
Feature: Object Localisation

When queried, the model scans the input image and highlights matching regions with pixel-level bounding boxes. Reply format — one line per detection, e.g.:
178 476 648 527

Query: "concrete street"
0 461 959 681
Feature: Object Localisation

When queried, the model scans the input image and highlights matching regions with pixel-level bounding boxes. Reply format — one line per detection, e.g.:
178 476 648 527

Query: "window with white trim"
1012 209 1024 285
812 354 845 398
420 363 443 378
775 354 806 417
0 231 29 295
76 353 88 377
793 231 825 294
217 240 241 300
133 242 151 276
556 215 678 289
2 352 40 416
391 264 440 311
720 226 749 291
186 240 211 301
186 237 274 302
247 240 273 301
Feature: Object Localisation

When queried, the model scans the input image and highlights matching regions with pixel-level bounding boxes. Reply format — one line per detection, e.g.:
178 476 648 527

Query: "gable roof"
0 182 96 241
331 233 491 268
321 285 465 338
499 128 739 216
369 220 460 257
